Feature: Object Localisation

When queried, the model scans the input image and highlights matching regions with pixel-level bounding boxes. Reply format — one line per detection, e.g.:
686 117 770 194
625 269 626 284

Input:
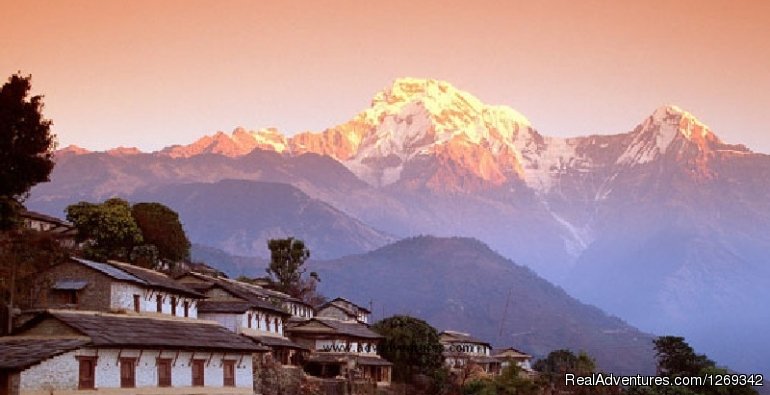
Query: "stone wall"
254 356 317 395
27 260 113 312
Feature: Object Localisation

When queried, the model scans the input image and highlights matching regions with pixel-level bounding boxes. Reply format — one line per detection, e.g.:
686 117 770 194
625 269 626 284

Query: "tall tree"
372 315 445 384
66 198 144 262
627 336 757 395
265 237 311 294
131 202 191 265
0 73 56 230
653 336 713 377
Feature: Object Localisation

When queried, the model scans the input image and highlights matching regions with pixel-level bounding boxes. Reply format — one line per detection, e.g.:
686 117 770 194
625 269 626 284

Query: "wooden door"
120 358 136 388
77 357 96 390
191 360 205 386
157 359 172 387
223 360 235 387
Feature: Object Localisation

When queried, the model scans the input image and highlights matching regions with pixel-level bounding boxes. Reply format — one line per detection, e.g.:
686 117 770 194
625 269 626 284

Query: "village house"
175 272 314 322
20 257 202 320
175 272 308 364
287 297 391 386
316 297 371 324
492 347 535 377
440 330 501 375
0 310 265 395
217 276 315 321
18 210 77 248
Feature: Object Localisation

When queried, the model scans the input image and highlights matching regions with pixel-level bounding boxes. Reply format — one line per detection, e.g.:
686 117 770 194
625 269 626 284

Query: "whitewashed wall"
20 348 252 392
110 283 198 318
243 309 284 335
199 313 239 332
19 350 79 391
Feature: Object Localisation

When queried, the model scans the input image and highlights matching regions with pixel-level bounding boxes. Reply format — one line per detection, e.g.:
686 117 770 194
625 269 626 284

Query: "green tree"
131 202 191 264
265 237 311 294
654 336 713 377
66 198 144 262
533 349 596 377
463 365 540 395
371 315 445 384
533 349 616 395
0 73 56 230
628 336 757 395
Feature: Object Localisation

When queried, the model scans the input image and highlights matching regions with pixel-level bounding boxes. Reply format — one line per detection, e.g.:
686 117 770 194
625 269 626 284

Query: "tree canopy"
266 237 311 293
653 336 713 377
0 74 56 230
463 364 539 395
66 199 190 270
626 336 758 395
372 315 445 384
66 198 144 262
131 202 191 262
533 349 618 395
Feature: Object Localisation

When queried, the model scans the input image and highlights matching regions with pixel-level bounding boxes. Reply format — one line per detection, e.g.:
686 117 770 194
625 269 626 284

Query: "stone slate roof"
329 297 372 313
20 210 75 233
439 330 490 346
53 279 89 290
108 261 202 298
245 334 308 350
71 257 202 298
289 318 382 340
492 347 532 359
317 304 357 319
0 337 90 370
182 273 290 315
72 257 144 283
356 355 392 366
197 300 254 314
26 311 262 352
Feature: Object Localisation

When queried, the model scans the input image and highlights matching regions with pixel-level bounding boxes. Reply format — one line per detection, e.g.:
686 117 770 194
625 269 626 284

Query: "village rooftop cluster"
0 210 534 395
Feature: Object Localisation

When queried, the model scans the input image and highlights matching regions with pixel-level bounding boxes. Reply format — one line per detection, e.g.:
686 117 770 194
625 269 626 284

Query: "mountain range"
28 78 770 376
312 236 656 376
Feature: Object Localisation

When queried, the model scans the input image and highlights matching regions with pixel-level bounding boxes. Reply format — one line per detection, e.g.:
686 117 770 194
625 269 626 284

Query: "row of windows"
245 312 283 333
131 294 192 317
289 303 313 318
77 357 236 389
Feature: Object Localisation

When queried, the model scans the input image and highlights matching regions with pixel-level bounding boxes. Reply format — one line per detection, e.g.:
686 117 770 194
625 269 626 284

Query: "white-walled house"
197 299 307 365
23 257 202 319
176 272 314 321
0 310 265 395
316 297 370 324
286 317 391 385
492 347 535 377
440 330 501 375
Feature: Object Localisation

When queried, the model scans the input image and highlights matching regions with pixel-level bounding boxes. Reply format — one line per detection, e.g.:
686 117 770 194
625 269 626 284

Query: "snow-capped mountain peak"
159 127 287 158
290 78 535 187
650 104 715 142
616 105 723 166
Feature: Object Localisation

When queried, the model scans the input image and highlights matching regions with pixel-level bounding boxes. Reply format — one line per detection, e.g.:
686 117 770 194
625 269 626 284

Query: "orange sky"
2 0 769 153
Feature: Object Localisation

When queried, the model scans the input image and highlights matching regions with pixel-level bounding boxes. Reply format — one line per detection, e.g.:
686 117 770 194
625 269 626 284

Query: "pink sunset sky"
2 0 769 153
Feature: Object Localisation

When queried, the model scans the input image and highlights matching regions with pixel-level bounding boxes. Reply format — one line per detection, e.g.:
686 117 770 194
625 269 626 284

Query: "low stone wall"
254 356 317 395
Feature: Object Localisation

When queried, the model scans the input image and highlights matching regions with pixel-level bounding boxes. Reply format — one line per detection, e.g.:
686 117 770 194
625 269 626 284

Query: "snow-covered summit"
617 105 723 166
